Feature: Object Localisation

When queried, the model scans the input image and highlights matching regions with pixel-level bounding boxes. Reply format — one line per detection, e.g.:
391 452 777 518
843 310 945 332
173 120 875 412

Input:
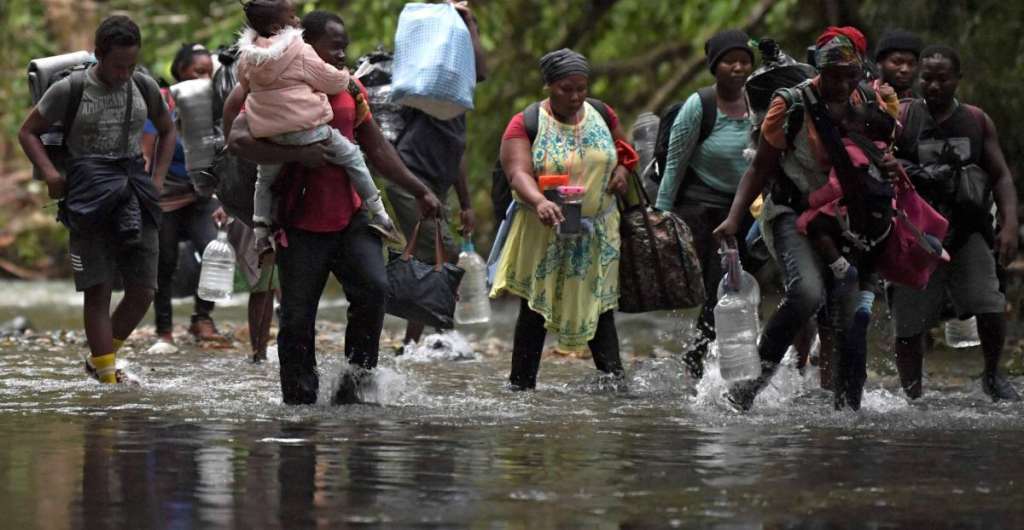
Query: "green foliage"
1 0 1022 260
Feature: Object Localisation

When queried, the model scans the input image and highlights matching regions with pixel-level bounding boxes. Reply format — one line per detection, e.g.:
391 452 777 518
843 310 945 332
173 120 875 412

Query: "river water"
1 280 1022 529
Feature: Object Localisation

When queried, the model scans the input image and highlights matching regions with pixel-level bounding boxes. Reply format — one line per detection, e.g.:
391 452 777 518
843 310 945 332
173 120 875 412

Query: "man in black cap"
875 28 924 99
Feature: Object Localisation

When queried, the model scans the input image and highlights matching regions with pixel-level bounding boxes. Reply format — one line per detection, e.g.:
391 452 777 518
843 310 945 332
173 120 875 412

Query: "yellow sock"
92 353 118 384
112 338 125 352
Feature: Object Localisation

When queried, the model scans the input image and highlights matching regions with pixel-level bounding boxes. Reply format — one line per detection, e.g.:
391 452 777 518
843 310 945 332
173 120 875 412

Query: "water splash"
398 331 481 363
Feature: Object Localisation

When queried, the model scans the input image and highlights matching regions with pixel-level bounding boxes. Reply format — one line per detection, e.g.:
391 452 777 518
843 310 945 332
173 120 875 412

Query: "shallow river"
1 281 1022 529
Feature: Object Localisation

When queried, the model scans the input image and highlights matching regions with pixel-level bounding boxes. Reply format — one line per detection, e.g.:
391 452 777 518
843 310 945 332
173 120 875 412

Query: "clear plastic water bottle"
715 239 762 382
455 239 491 324
945 316 981 348
197 229 236 302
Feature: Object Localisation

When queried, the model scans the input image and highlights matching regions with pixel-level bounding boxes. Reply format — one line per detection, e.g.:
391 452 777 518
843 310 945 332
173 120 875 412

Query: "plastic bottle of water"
632 112 660 199
197 229 236 302
945 316 981 348
715 239 762 382
455 239 491 324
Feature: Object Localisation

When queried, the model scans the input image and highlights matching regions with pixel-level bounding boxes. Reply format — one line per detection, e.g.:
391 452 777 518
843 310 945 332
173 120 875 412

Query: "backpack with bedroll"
28 51 152 180
491 98 612 221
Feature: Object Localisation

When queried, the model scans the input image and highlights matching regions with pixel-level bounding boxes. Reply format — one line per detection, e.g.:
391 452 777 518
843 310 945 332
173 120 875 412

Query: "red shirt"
280 80 371 232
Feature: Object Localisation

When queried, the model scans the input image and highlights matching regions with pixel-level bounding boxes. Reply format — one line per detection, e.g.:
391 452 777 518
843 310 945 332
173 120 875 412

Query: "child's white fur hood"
237 26 305 67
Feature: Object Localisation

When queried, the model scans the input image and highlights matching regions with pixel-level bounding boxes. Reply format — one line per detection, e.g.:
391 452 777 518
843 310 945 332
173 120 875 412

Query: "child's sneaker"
369 215 406 246
255 236 275 261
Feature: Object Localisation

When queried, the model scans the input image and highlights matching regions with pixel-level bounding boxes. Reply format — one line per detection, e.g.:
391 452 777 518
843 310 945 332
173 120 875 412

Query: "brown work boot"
188 318 231 347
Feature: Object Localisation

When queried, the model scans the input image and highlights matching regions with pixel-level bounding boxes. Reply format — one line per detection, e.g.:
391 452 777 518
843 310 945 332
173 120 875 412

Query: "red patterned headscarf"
815 26 867 68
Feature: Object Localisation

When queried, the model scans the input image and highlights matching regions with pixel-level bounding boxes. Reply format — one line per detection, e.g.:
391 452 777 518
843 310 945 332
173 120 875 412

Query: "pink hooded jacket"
237 26 350 138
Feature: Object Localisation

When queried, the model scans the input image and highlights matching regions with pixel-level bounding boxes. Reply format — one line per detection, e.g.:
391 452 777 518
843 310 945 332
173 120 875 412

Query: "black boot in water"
834 307 870 411
725 361 779 411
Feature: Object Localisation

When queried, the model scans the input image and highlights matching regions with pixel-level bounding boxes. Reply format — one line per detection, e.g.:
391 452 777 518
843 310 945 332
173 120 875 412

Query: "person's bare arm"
142 132 157 172
980 111 1019 266
221 84 246 141
454 156 475 235
452 2 487 82
713 141 782 244
150 110 177 194
500 136 563 228
607 123 630 196
228 112 333 167
354 117 442 218
18 108 64 199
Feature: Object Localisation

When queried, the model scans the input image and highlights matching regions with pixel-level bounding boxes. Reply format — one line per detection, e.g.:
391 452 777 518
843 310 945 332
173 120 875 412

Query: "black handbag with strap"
385 219 465 329
618 172 705 313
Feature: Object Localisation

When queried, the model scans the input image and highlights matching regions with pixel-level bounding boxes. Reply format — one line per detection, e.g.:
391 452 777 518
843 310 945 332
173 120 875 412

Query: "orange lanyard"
539 101 584 179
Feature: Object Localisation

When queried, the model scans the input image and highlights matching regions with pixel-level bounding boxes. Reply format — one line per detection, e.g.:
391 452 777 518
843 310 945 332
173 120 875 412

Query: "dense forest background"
1 0 1022 277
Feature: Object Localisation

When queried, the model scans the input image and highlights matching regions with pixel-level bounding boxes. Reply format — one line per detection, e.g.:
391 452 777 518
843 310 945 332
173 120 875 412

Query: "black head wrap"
540 48 589 84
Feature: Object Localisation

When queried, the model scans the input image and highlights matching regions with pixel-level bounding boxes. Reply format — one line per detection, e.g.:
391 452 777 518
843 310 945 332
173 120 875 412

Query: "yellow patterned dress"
490 102 620 351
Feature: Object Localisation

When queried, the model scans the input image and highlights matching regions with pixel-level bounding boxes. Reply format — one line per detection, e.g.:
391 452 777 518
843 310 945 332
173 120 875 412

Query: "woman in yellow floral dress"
492 49 631 389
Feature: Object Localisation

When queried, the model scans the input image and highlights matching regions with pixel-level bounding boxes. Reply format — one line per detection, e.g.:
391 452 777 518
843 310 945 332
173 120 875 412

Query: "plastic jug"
455 239 491 324
945 316 981 348
714 239 762 381
197 229 236 302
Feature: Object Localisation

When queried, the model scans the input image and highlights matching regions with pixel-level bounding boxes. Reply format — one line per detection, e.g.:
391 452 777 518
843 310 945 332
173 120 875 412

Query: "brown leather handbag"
618 172 705 313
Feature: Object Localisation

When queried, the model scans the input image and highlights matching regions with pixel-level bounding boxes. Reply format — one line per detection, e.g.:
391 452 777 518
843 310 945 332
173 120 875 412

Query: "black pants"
276 212 388 405
674 201 759 365
509 298 623 389
154 196 219 333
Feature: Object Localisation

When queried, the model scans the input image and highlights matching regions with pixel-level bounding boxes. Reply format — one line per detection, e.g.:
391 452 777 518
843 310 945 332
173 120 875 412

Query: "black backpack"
491 98 612 221
204 45 262 226
642 86 718 194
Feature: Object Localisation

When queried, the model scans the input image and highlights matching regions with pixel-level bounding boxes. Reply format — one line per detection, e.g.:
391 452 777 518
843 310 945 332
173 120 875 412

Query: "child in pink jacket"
238 0 402 255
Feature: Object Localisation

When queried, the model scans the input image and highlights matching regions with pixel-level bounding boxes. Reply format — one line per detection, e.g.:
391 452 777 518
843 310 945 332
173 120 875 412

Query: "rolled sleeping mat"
27 50 93 104
170 79 222 188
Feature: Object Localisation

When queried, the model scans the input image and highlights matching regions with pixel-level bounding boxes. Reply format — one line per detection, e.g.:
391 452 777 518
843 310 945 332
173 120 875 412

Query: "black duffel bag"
385 219 465 329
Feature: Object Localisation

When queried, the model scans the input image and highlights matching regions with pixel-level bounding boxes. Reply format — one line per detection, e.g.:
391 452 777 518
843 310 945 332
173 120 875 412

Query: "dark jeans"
509 298 623 389
760 213 861 383
674 201 760 363
154 196 219 333
276 212 388 405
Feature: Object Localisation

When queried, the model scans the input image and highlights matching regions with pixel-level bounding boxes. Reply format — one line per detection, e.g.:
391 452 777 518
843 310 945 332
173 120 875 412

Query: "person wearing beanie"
875 29 923 98
657 29 757 380
705 29 755 74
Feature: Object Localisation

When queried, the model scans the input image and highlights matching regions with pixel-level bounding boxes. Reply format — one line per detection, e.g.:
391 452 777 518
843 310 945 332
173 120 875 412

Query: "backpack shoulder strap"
775 82 808 149
856 81 877 105
963 104 987 140
585 98 612 129
523 102 541 143
63 69 86 134
131 71 151 113
696 86 717 144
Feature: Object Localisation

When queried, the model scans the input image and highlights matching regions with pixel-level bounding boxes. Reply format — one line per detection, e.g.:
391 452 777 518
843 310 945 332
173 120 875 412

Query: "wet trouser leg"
759 213 828 366
894 333 924 398
588 311 623 375
329 212 387 370
276 228 334 405
510 298 547 390
154 205 186 334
